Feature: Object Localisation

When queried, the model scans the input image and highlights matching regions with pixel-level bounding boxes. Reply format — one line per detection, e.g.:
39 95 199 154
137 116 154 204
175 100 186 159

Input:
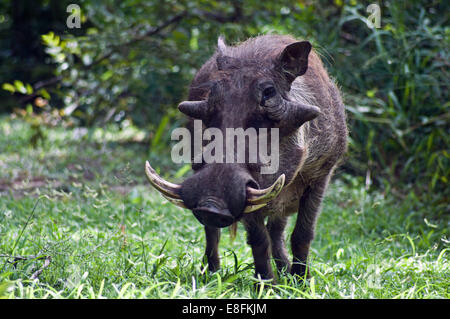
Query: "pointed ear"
217 35 227 54
291 102 321 126
274 101 321 135
276 41 312 84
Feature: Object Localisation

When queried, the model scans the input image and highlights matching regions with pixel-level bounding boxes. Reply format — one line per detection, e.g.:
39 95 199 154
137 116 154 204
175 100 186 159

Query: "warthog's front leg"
267 216 291 274
243 214 274 280
204 226 221 272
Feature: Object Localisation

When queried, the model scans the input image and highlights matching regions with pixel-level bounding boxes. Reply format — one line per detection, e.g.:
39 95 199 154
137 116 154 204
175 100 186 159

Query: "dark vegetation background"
1 0 448 214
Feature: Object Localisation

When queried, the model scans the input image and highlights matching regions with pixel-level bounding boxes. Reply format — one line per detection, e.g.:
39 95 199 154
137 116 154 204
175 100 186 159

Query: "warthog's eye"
261 86 277 106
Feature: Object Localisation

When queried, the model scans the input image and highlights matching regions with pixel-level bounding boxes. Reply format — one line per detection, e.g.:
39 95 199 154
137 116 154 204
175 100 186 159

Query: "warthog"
145 34 348 281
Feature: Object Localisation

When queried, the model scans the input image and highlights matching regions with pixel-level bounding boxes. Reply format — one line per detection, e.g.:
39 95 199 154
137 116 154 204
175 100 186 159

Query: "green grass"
0 117 448 299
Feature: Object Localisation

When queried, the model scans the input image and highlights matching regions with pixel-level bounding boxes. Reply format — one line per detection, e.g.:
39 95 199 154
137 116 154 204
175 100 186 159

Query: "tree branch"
87 11 188 69
192 2 244 23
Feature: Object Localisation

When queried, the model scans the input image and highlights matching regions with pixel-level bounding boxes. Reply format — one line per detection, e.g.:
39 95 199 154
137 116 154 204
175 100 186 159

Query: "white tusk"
145 161 182 199
246 174 285 205
244 203 267 213
162 194 187 209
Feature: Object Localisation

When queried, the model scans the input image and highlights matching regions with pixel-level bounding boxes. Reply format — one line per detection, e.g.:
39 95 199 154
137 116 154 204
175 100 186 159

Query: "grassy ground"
0 116 448 299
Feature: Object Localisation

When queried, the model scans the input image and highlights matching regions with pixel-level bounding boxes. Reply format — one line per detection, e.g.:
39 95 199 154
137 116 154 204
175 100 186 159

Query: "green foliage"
0 0 77 111
330 1 449 196
30 0 300 129
0 1 448 199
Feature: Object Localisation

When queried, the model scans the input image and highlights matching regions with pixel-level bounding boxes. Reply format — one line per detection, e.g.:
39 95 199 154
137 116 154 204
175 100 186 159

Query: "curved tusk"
246 174 285 206
145 161 182 199
244 203 268 213
162 194 187 209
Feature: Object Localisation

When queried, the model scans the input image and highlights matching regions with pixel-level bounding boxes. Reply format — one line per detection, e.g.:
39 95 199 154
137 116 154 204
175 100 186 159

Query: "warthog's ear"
216 35 241 70
276 41 312 84
289 102 321 126
273 101 321 135
217 35 227 54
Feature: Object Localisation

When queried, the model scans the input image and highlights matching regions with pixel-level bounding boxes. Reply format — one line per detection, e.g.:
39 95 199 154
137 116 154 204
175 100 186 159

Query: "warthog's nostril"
246 179 260 190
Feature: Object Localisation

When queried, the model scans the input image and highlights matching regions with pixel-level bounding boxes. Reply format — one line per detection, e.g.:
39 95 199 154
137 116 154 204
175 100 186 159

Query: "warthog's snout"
193 205 233 228
144 161 285 228
183 165 257 228
193 196 234 228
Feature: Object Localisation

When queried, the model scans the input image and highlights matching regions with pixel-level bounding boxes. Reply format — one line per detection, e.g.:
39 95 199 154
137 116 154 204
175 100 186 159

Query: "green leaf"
151 115 170 149
2 83 15 93
100 70 113 81
0 281 12 298
14 80 27 94
26 83 33 95
174 164 191 178
26 104 33 114
38 88 51 100
41 31 60 47
366 89 377 98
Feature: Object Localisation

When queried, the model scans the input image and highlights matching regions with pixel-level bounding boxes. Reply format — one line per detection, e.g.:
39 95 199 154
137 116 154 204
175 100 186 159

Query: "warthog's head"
145 36 320 228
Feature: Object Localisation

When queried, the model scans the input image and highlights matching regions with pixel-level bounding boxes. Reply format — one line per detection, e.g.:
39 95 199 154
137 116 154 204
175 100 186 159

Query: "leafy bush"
333 1 449 197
